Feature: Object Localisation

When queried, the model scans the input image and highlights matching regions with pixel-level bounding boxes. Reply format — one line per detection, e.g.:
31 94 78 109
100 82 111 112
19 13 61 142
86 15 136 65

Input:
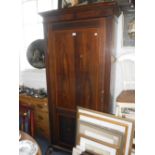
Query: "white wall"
111 13 135 114
19 69 47 90
19 0 58 91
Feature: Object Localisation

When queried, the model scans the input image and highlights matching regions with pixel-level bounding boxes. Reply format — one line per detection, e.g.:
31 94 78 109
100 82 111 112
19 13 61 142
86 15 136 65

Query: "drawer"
56 111 76 147
36 123 50 139
35 111 49 123
20 102 34 108
20 95 33 103
35 113 50 134
19 95 48 110
31 98 48 105
35 103 48 112
36 121 49 130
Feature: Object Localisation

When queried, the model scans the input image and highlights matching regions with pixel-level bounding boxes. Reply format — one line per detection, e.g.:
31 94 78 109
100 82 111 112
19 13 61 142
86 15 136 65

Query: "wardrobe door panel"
52 30 76 110
75 28 105 111
56 110 76 148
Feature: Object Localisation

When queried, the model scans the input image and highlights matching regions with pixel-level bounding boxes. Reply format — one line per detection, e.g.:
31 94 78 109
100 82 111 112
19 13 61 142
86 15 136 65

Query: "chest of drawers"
19 94 50 141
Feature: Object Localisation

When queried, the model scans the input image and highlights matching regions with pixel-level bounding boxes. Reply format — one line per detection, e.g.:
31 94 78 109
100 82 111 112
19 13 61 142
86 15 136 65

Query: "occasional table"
20 131 42 155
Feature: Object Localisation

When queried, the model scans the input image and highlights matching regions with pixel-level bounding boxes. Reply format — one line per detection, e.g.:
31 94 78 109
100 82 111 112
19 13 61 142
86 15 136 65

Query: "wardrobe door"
48 29 77 148
75 28 105 111
56 110 76 148
52 30 76 110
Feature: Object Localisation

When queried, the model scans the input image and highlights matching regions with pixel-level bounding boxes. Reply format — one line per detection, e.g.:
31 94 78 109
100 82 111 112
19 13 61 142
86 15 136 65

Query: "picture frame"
58 0 79 9
116 103 135 120
78 134 119 155
72 146 84 155
77 107 135 155
77 120 124 153
122 12 135 47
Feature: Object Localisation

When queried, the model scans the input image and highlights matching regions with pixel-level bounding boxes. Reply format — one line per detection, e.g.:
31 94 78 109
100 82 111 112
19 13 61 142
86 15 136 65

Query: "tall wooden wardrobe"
40 1 120 151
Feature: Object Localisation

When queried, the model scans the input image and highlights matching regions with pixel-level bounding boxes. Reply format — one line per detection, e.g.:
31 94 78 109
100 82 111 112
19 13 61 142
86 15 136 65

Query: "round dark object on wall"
27 39 45 69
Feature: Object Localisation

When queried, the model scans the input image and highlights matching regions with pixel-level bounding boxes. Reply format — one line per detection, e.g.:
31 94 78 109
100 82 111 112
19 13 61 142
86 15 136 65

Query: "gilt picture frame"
77 107 135 155
78 134 119 155
77 120 124 154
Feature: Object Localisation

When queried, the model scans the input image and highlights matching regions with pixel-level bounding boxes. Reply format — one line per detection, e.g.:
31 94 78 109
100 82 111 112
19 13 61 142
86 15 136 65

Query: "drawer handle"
37 105 43 109
38 115 44 120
